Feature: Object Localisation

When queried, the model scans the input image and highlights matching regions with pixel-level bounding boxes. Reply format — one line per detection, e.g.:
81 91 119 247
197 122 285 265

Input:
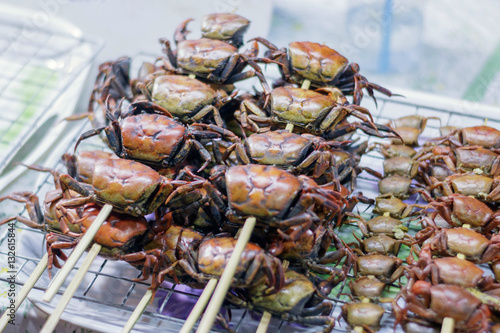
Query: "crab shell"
271 87 344 128
455 147 498 172
92 158 173 216
363 234 400 255
431 257 484 287
445 194 493 228
378 175 412 199
196 237 270 282
448 174 493 197
151 75 220 117
226 164 302 219
288 41 348 84
144 225 203 264
120 113 187 164
357 254 403 280
429 227 490 261
349 276 386 298
248 270 316 314
383 156 419 178
342 302 385 329
277 224 330 261
177 38 237 74
409 281 489 326
63 151 116 184
461 125 500 148
245 130 314 166
366 215 404 235
81 204 149 257
201 13 250 46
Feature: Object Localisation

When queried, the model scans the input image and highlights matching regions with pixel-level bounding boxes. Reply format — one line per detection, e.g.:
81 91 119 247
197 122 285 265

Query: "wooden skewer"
196 216 257 333
40 243 102 333
441 317 454 333
301 79 311 90
121 289 154 333
43 204 113 302
285 123 294 133
256 311 272 333
179 278 218 333
0 253 48 331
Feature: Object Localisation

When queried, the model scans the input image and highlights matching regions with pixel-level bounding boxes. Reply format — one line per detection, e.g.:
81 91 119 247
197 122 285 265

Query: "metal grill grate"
0 5 102 176
1 56 500 332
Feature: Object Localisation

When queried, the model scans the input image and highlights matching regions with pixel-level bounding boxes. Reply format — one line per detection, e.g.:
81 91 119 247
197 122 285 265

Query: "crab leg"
42 204 113 302
41 243 102 333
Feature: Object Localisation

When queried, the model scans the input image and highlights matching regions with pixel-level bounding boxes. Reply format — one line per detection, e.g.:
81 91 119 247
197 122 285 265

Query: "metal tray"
1 54 500 333
0 4 102 185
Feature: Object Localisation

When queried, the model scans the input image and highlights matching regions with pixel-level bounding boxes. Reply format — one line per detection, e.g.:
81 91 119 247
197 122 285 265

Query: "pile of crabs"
2 12 500 333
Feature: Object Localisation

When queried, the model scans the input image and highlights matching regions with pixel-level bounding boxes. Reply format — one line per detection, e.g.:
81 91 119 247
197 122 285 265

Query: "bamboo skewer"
196 216 257 333
43 204 112 302
179 278 218 333
40 243 102 333
0 253 48 331
301 79 311 90
121 289 154 333
256 311 272 333
441 317 454 333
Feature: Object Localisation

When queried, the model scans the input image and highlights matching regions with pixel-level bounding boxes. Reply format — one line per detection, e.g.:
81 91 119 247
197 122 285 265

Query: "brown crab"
75 101 235 172
200 13 250 48
252 39 392 105
235 86 397 140
223 129 352 179
205 164 347 232
159 16 269 93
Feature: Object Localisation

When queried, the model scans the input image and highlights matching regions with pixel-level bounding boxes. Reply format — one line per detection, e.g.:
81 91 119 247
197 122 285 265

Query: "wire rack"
1 63 500 333
0 5 102 176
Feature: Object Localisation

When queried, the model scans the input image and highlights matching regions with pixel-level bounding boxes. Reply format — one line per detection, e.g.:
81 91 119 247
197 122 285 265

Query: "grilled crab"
223 129 352 180
235 86 399 140
75 101 236 172
252 39 392 104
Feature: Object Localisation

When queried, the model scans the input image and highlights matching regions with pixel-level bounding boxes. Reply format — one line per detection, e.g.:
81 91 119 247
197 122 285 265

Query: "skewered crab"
427 125 500 148
398 281 490 332
206 164 347 232
56 156 204 217
268 224 354 282
200 13 250 48
225 270 336 333
136 74 236 127
235 86 398 140
75 101 236 172
0 169 148 270
420 192 500 233
407 244 498 290
252 38 392 105
223 129 352 179
159 16 270 92
427 173 500 203
416 225 500 263
415 145 500 176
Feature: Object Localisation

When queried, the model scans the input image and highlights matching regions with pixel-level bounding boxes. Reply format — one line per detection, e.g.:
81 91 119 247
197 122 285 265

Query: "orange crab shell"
226 165 302 218
289 41 348 83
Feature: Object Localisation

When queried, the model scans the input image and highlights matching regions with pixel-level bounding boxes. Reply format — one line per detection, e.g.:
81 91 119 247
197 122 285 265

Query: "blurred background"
2 0 500 105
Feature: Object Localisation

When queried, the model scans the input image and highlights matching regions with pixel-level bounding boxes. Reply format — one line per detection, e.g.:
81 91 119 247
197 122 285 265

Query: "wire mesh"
1 57 500 332
0 9 102 175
